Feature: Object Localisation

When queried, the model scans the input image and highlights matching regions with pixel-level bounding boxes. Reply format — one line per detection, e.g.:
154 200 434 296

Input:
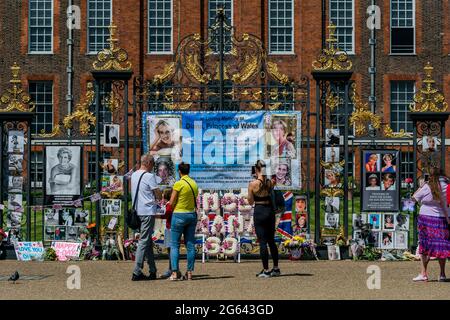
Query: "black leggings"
254 204 279 270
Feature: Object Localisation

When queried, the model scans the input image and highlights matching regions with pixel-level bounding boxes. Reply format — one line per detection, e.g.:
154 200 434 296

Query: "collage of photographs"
364 152 397 191
352 213 409 249
6 130 25 240
44 208 89 241
293 195 308 235
323 129 343 189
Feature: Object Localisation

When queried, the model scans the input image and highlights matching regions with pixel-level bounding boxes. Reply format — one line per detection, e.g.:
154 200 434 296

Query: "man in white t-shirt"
131 154 162 281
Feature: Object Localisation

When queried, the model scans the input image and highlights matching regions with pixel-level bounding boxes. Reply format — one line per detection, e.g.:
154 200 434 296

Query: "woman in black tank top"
248 160 280 278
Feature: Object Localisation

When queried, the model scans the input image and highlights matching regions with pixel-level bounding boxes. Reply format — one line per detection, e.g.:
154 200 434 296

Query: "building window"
29 0 53 53
390 0 415 54
148 0 173 53
87 151 111 186
87 0 112 53
29 81 53 135
208 0 233 52
268 0 294 54
31 152 44 188
329 83 354 136
400 151 414 186
390 81 415 133
89 82 112 134
329 0 354 53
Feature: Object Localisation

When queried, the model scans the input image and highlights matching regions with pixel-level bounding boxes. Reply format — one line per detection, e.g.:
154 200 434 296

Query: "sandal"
168 272 183 281
185 271 193 280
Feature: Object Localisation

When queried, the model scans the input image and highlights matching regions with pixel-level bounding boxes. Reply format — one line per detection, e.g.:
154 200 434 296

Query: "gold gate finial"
92 20 132 71
409 62 448 112
0 63 35 113
312 23 353 71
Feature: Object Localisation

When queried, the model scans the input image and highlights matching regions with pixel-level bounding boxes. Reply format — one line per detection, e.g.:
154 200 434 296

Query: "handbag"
270 183 285 214
126 172 147 230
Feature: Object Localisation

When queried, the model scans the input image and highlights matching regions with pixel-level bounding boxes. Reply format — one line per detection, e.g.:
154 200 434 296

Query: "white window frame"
329 0 355 55
87 0 113 54
390 0 416 55
148 0 173 55
28 0 54 54
30 151 44 188
208 0 234 54
29 81 54 135
268 0 295 55
390 80 416 134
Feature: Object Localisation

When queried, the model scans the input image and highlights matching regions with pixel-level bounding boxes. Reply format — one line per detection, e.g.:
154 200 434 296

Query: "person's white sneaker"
412 274 428 282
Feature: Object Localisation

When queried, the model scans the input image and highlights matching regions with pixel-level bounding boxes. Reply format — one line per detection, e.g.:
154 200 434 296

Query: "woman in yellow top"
168 162 199 281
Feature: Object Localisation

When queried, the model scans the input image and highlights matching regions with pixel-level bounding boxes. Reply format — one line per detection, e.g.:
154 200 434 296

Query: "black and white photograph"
148 115 182 161
325 147 340 163
101 199 122 216
325 129 340 145
381 231 394 249
353 231 363 244
395 213 410 231
46 146 81 196
8 130 25 153
324 212 339 229
54 226 66 241
365 173 381 191
7 211 22 228
352 214 367 230
66 226 79 241
60 209 75 226
8 154 23 173
74 209 89 226
370 231 381 248
383 213 395 231
44 209 59 226
324 197 340 214
327 245 341 260
45 226 55 241
8 176 23 193
395 231 408 249
8 193 23 212
422 136 438 152
322 236 336 246
104 124 120 147
103 158 119 174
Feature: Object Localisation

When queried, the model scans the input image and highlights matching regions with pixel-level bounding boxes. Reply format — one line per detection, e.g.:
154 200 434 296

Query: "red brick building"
0 0 449 185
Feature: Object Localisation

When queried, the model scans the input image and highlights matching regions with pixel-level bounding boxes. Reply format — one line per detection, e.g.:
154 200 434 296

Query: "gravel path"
1 259 449 300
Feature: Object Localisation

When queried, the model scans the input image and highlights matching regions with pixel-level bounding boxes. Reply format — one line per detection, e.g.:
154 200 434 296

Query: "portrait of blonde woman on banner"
148 115 182 162
265 115 297 159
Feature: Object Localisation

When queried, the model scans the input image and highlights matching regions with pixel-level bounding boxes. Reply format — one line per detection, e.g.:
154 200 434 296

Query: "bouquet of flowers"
211 215 225 236
238 192 253 214
221 193 238 213
246 216 255 235
227 214 244 235
199 214 210 235
124 238 139 261
283 235 310 260
202 192 220 213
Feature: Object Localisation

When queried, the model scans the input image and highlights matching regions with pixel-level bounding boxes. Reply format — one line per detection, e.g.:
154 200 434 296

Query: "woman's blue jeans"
170 213 197 272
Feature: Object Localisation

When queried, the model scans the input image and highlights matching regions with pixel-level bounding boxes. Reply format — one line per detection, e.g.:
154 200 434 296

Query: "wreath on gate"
220 237 238 257
227 214 244 235
202 192 220 213
211 215 225 236
204 237 221 255
238 192 253 215
199 214 210 235
221 193 238 213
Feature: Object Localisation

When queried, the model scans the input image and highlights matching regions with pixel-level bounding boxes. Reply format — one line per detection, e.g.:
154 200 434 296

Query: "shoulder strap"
132 172 147 210
182 178 197 210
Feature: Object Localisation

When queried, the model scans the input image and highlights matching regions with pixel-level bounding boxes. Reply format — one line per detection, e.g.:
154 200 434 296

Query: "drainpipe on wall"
67 0 74 139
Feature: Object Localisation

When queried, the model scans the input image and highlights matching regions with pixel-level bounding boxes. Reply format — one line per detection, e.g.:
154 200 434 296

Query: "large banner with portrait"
142 111 302 190
44 146 82 205
361 150 400 212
